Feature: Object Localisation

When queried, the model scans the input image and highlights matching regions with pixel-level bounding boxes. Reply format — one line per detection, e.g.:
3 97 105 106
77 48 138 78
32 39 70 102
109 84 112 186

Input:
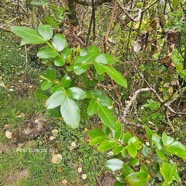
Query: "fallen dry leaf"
49 136 56 141
5 130 13 139
51 154 62 164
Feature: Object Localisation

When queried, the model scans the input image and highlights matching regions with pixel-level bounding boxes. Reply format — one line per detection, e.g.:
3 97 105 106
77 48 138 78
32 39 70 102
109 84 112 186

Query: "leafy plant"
11 25 186 185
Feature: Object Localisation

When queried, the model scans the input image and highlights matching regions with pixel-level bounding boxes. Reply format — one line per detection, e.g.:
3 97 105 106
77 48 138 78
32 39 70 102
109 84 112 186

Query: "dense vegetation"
0 0 186 185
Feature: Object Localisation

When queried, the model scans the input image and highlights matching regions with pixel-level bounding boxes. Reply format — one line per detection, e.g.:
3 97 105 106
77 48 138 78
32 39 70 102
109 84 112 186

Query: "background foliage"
0 0 186 185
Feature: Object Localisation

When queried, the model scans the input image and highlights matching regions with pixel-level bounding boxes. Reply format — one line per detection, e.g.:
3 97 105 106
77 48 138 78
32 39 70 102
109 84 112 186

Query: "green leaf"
60 97 80 128
142 145 150 157
61 47 72 59
34 88 50 100
112 122 122 140
41 81 53 90
11 26 46 45
122 147 128 157
160 163 181 185
105 159 124 171
129 158 139 166
88 45 99 53
144 125 152 145
42 68 56 81
51 85 63 93
165 141 186 159
97 95 113 107
98 139 116 151
162 132 174 146
87 99 98 116
48 107 61 118
83 52 98 63
37 47 58 59
95 53 114 64
114 181 125 186
128 136 142 150
122 165 133 177
52 34 67 51
94 62 106 75
46 91 65 109
38 25 53 40
156 150 167 161
89 89 103 98
74 56 89 75
66 87 86 100
104 66 127 88
122 132 132 144
98 104 116 130
127 144 137 158
116 175 125 183
152 133 163 150
80 49 88 56
60 75 71 87
89 136 106 145
113 145 123 155
88 128 105 139
125 172 150 186
54 56 65 66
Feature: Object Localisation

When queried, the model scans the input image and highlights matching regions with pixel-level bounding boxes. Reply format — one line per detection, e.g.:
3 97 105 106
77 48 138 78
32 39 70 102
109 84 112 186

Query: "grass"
0 30 106 186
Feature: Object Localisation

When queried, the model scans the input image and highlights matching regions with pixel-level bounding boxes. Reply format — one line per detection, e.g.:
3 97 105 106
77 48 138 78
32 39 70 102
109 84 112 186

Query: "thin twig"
95 175 103 186
104 1 117 53
122 88 151 123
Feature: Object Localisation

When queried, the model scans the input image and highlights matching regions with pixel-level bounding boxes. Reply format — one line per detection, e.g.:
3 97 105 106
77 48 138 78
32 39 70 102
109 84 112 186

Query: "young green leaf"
51 85 63 93
165 141 186 159
87 99 98 116
37 47 58 59
38 25 53 40
104 66 127 88
41 81 53 90
94 62 106 75
97 95 113 107
160 163 181 185
88 128 106 139
144 125 152 145
122 132 132 144
60 75 71 88
89 136 106 146
152 133 163 150
74 56 90 75
105 159 124 172
125 172 150 186
60 97 80 128
46 91 65 109
98 139 116 151
112 122 122 140
127 144 137 158
129 158 139 166
52 34 67 51
122 165 133 177
42 68 56 81
156 150 167 161
54 56 65 66
88 45 99 53
66 87 86 100
162 132 174 146
113 145 123 155
98 104 116 130
95 53 114 64
11 26 46 45
34 88 50 100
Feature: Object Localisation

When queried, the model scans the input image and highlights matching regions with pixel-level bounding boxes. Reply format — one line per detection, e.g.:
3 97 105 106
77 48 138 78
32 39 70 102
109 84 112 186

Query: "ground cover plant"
1 0 186 185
